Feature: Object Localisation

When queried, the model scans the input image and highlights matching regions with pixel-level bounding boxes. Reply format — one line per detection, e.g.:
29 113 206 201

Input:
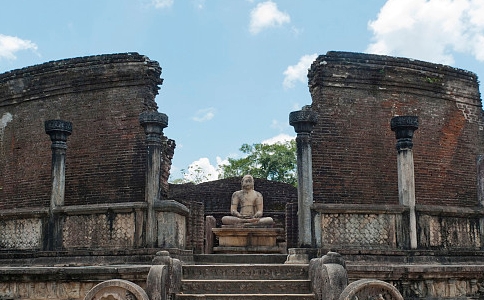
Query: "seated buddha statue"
221 175 274 226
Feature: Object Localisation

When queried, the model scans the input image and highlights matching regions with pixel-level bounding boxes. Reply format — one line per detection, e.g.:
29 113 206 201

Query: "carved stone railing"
56 202 147 249
0 208 48 250
312 204 407 250
313 203 484 251
416 205 483 249
0 201 187 251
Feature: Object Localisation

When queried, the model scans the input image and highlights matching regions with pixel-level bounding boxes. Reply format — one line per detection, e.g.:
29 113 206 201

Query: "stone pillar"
289 106 317 247
45 120 72 209
390 116 418 249
477 155 484 248
477 155 484 206
140 111 168 248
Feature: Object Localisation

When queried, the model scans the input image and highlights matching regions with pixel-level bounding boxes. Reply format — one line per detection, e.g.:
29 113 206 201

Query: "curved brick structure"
309 51 483 207
0 53 173 209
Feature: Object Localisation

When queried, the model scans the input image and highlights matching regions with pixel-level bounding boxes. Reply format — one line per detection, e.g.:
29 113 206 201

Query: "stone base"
212 227 283 254
213 246 282 254
285 248 309 264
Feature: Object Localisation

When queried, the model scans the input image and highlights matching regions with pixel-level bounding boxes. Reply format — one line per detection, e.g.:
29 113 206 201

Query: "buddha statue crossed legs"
221 175 274 226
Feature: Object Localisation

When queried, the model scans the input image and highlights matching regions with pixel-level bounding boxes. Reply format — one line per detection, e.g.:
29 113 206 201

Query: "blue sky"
1 0 484 182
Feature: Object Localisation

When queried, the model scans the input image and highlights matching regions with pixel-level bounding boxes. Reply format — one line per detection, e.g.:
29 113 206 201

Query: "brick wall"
308 51 483 207
0 53 172 209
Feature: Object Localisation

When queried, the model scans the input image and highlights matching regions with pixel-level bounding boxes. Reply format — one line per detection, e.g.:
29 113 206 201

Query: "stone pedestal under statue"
213 175 283 253
212 226 283 253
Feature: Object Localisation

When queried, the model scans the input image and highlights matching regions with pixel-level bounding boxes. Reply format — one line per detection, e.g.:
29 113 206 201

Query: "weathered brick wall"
308 51 483 207
0 53 172 209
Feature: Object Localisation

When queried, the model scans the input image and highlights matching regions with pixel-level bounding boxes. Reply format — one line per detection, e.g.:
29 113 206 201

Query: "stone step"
180 279 312 295
193 254 288 264
175 293 316 299
183 264 308 280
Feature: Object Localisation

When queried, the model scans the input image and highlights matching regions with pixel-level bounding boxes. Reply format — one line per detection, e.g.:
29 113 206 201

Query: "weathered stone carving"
156 200 188 249
62 212 135 248
45 119 72 208
83 279 149 300
182 264 307 280
285 247 310 264
390 116 418 152
146 251 182 300
0 218 43 249
289 105 318 133
339 279 403 300
146 265 169 300
309 252 348 300
320 213 394 247
221 175 274 226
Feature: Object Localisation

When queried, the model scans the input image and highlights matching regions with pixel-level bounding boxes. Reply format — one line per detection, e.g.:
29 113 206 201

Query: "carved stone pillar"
391 116 418 249
477 155 484 206
289 106 317 247
44 119 72 250
140 111 168 248
45 120 72 209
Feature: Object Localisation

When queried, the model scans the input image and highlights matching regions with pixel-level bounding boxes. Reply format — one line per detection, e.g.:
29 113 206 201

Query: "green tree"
219 140 297 186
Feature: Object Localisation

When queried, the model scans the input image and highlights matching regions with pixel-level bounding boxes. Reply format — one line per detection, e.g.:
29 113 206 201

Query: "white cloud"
184 157 225 183
367 0 484 65
0 34 37 60
283 53 317 89
192 107 216 122
249 1 290 35
262 133 295 145
193 0 205 9
152 0 174 9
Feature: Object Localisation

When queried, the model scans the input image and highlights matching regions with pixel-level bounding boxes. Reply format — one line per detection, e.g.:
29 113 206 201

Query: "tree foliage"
219 140 297 186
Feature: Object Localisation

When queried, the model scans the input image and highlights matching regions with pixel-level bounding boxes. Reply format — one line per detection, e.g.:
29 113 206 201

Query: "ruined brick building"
1 51 484 299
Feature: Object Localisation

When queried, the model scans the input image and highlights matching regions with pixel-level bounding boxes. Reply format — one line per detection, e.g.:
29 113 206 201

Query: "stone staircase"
176 263 316 299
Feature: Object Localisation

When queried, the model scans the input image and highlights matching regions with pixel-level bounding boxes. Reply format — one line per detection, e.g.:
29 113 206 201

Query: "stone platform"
212 227 284 253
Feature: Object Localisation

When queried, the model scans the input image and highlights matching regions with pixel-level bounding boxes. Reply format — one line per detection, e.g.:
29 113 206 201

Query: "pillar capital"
390 116 418 151
289 106 317 134
139 111 168 132
140 111 168 145
45 119 72 148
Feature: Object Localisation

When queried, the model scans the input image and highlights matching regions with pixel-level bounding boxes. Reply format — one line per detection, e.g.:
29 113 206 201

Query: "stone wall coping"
415 204 484 217
312 203 407 214
0 265 151 281
309 51 480 106
0 207 49 218
312 203 484 217
213 227 284 234
347 263 484 280
52 202 147 215
154 199 189 216
0 52 162 107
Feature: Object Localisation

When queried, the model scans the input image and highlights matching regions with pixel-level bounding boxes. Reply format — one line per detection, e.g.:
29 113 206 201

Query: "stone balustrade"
0 201 188 251
312 203 484 251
